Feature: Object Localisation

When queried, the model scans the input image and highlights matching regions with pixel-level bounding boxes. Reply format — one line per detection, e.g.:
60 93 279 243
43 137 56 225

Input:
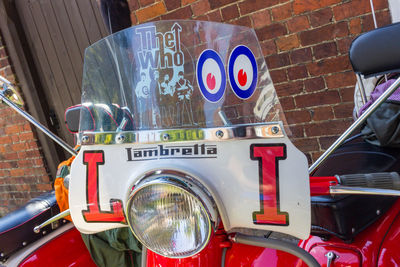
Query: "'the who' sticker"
228 45 258 100
197 49 226 103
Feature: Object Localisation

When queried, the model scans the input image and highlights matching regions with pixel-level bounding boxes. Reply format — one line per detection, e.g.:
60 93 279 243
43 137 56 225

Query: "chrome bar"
330 185 400 196
218 110 231 126
309 76 400 174
356 74 368 105
370 0 378 29
33 209 70 233
0 75 11 85
0 92 77 156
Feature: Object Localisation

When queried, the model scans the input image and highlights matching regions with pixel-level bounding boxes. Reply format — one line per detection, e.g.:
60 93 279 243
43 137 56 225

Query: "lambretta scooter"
1 20 400 267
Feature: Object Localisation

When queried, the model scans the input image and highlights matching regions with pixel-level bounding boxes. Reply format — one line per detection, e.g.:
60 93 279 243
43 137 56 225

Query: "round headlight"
126 170 218 258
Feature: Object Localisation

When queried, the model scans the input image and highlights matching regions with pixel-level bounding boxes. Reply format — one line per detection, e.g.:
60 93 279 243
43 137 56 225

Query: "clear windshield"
80 20 287 133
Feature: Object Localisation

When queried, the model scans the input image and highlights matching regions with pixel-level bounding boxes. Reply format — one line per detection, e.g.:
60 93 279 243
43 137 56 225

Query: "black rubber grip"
337 172 400 190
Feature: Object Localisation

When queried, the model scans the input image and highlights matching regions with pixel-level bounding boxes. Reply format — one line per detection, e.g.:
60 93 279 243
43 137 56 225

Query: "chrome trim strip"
330 185 400 196
79 122 285 145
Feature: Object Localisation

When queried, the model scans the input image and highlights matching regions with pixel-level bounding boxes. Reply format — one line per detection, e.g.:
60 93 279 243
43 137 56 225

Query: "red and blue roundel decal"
228 45 258 99
197 49 226 102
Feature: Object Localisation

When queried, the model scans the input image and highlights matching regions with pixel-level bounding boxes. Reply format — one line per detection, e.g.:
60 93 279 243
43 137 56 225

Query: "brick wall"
0 33 52 216
128 0 391 162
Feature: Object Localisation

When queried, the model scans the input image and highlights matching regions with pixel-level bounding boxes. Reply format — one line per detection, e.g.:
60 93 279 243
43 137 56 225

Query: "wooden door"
15 0 108 152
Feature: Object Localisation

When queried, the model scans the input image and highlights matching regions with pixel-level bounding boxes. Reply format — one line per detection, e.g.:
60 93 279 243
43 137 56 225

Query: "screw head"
271 126 280 135
216 130 224 138
116 134 125 143
162 133 170 141
82 135 89 143
376 210 381 215
22 241 27 246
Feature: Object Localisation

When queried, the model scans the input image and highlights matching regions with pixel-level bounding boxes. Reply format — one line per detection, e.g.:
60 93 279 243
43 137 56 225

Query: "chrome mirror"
0 75 24 107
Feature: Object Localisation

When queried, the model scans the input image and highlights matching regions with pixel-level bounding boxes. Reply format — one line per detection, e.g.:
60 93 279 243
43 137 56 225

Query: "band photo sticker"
228 45 258 100
196 49 226 103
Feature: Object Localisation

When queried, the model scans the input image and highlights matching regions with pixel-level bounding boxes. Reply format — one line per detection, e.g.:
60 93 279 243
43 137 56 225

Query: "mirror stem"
0 92 77 156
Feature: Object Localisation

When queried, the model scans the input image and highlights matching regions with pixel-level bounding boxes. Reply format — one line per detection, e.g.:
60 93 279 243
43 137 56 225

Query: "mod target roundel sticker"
197 49 226 102
228 45 258 99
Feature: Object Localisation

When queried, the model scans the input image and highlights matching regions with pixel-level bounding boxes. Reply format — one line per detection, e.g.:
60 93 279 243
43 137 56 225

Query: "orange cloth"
54 153 77 221
54 177 71 221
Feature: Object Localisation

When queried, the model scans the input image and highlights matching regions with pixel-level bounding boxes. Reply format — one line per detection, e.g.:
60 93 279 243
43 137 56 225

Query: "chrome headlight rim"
126 169 219 258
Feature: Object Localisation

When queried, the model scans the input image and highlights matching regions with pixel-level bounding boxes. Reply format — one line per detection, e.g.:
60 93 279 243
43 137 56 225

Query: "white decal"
133 23 195 128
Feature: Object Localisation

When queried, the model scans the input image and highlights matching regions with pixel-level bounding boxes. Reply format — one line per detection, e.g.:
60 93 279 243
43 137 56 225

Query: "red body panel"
149 199 400 266
147 240 303 267
308 245 361 267
377 207 400 266
300 198 400 267
147 232 226 266
18 227 96 267
146 228 303 266
224 243 302 267
17 196 400 267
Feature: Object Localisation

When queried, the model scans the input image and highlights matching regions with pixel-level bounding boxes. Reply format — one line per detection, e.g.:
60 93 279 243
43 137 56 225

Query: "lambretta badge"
126 144 217 161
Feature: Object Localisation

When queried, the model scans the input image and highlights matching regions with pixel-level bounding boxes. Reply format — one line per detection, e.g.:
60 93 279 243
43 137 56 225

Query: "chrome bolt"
162 133 170 141
271 126 280 134
116 134 125 143
22 241 27 246
0 252 4 257
377 210 381 215
325 251 337 267
42 231 47 235
216 130 224 138
351 227 355 234
82 135 89 143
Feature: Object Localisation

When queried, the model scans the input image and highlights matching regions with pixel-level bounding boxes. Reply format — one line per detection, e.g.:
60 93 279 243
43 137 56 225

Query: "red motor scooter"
1 20 400 267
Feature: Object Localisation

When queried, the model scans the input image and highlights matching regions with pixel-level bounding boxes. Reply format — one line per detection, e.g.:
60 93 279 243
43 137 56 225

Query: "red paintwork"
147 230 226 266
19 227 96 267
309 176 338 196
18 184 399 267
147 198 400 266
308 245 361 267
224 242 303 267
147 233 304 267
147 226 304 266
299 198 400 267
377 207 400 265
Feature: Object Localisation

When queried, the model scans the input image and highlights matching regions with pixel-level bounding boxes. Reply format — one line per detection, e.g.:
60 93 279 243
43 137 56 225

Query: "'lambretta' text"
126 144 217 161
